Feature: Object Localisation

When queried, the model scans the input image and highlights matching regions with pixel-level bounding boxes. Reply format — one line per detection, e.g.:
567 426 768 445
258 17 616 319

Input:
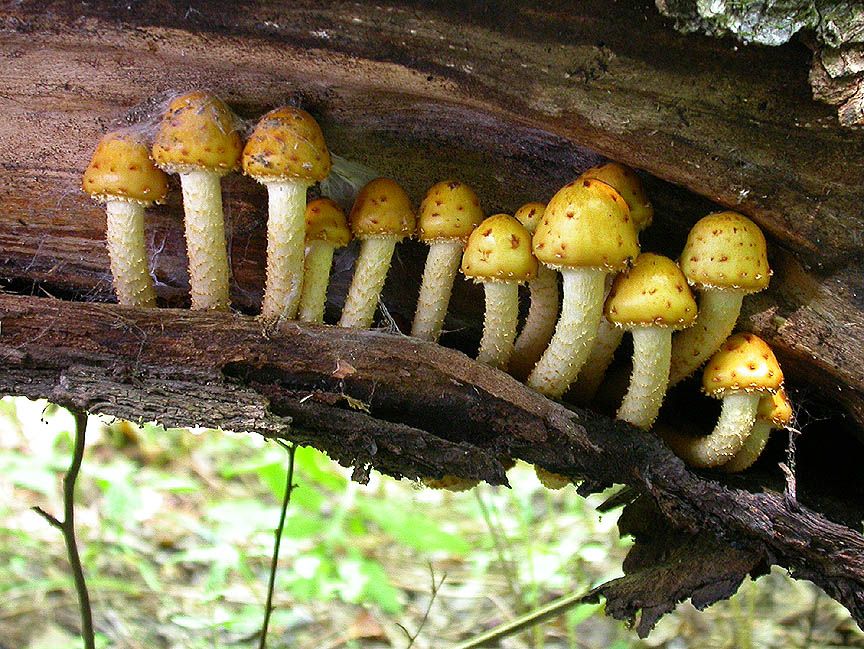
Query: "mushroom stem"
615 326 672 430
510 265 560 380
663 392 760 468
261 181 308 326
527 267 606 398
339 237 397 329
104 200 157 308
569 320 624 403
722 420 772 473
668 288 743 386
477 281 520 369
178 170 231 311
298 240 336 324
411 239 464 341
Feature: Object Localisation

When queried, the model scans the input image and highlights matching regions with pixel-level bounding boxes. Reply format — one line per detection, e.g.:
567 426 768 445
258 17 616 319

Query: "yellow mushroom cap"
579 162 653 232
305 198 351 247
417 180 484 243
680 211 771 293
151 90 243 176
757 387 793 427
514 202 546 235
349 178 416 240
82 130 168 205
604 253 697 329
242 106 331 185
702 332 783 398
461 214 538 283
533 178 639 272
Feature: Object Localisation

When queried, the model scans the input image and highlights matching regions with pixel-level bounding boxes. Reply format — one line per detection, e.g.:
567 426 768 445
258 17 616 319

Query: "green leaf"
358 559 402 613
357 500 470 555
294 448 347 492
567 601 603 626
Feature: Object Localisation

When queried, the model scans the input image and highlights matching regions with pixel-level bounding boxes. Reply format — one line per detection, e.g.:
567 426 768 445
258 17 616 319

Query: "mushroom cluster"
83 91 794 490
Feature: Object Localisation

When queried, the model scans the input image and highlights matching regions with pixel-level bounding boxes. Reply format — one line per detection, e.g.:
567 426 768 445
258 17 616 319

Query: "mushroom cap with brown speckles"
349 178 416 239
604 253 697 329
151 91 243 176
702 332 783 398
757 386 793 427
417 180 484 243
680 211 771 293
83 130 168 205
242 106 331 184
305 198 351 247
580 162 653 232
462 214 538 283
514 202 546 235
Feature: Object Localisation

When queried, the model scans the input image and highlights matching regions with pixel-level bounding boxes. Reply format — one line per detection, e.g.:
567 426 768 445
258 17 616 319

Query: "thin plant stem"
473 489 522 604
399 562 446 648
258 440 297 649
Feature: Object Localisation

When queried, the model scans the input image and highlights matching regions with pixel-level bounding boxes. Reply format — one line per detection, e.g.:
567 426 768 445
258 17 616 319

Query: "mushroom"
534 466 573 490
509 202 560 381
662 332 784 468
243 107 331 328
461 214 538 370
82 130 169 307
604 253 697 429
151 91 243 311
338 178 415 329
527 178 639 398
298 198 352 324
411 180 484 342
668 211 770 386
722 387 793 473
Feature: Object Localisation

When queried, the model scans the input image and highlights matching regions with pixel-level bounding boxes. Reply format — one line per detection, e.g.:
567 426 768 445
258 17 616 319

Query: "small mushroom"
338 178 415 329
411 180 484 342
527 179 639 398
151 91 243 311
662 333 784 468
722 387 793 473
298 198 352 324
604 253 697 429
461 214 538 370
668 211 771 386
243 107 331 329
82 130 169 307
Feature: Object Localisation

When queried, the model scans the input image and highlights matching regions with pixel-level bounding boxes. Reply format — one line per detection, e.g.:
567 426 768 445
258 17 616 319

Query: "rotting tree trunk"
1 0 863 636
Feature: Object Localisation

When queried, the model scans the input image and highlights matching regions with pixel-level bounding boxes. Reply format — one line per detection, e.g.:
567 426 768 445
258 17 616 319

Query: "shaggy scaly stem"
722 420 772 473
339 237 398 329
411 239 463 341
616 326 672 430
569 320 624 403
105 201 157 307
298 240 336 324
261 181 307 327
510 265 559 380
477 281 519 370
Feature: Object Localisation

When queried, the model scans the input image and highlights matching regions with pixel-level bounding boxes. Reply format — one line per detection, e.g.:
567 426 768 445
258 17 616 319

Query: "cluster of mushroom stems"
83 90 793 491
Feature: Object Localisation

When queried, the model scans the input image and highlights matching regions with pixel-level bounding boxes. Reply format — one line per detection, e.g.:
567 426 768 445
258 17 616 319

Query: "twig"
398 563 446 648
258 440 298 649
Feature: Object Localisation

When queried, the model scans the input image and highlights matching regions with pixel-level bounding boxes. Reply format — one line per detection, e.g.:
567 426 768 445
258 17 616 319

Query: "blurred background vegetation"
0 395 861 649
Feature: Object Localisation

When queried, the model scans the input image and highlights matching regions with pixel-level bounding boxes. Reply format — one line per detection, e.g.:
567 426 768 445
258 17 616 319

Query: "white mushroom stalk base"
411 239 463 341
476 281 519 370
569 320 625 404
722 420 772 473
298 240 336 324
105 200 157 308
339 237 397 329
510 265 560 380
527 267 606 398
616 326 672 430
179 170 231 311
668 288 744 387
261 181 308 327
664 392 761 468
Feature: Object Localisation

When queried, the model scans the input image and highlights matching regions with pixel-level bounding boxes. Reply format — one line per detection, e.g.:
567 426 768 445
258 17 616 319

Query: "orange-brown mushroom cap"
349 178 416 239
514 202 546 235
417 180 484 243
757 386 793 427
579 162 653 232
242 107 331 184
151 90 243 176
305 198 351 247
462 214 538 283
702 332 783 398
83 131 169 205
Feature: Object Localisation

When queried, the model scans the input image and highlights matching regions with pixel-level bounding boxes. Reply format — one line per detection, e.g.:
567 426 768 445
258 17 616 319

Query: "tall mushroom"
411 180 484 342
151 91 242 311
338 178 415 329
723 387 793 473
461 214 538 370
82 130 169 307
243 107 331 328
298 198 352 324
604 253 697 429
668 211 770 386
527 179 639 398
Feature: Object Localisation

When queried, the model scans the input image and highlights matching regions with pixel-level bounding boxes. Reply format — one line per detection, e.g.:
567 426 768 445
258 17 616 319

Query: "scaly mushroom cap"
579 162 653 232
418 180 484 243
462 214 538 283
680 211 771 293
702 332 783 398
604 253 697 329
533 178 639 272
305 198 351 247
83 131 169 205
514 202 546 235
151 90 243 176
242 106 331 184
349 178 416 240
757 386 793 426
